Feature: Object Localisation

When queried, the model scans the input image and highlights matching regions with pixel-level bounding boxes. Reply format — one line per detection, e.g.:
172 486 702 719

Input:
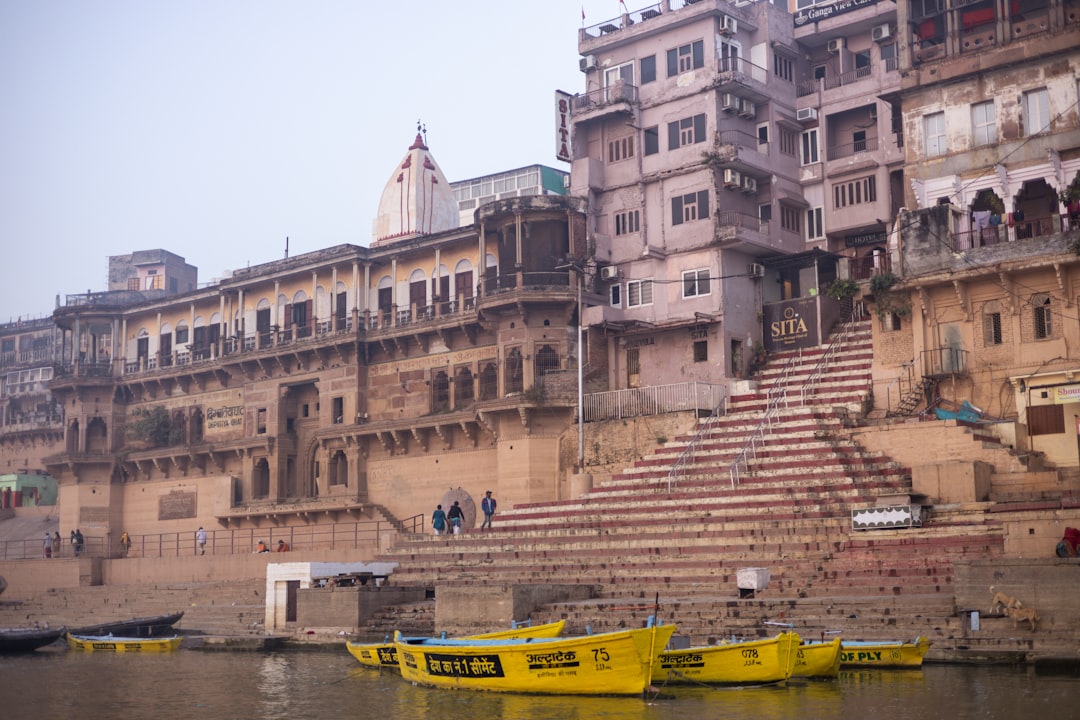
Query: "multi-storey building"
865 0 1080 469
569 0 855 390
450 165 570 228
108 249 198 295
43 134 590 542
792 0 906 276
0 317 63 475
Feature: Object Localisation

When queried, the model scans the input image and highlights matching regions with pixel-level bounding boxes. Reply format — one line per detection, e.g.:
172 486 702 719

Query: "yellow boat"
838 637 931 668
396 623 676 695
651 631 801 686
66 633 182 652
346 619 567 670
792 637 843 678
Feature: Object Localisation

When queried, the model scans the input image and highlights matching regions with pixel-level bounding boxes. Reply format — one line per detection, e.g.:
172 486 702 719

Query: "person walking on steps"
431 504 447 536
481 490 496 530
196 526 207 555
447 500 464 535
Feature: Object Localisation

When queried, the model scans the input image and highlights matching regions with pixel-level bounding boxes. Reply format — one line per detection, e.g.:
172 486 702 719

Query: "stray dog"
1004 605 1040 631
989 585 1022 615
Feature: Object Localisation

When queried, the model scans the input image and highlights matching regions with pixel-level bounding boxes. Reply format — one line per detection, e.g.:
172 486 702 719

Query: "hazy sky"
1 1 626 320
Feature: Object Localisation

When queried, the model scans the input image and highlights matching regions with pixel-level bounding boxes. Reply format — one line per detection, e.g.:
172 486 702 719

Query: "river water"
1 646 1077 720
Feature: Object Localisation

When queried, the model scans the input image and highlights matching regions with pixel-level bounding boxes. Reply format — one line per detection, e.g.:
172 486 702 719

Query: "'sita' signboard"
555 91 572 163
763 298 820 353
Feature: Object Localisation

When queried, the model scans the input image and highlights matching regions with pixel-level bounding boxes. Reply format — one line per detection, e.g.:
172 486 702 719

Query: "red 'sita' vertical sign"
555 91 572 163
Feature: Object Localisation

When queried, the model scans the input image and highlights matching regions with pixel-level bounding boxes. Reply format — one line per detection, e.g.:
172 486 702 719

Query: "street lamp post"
576 269 584 471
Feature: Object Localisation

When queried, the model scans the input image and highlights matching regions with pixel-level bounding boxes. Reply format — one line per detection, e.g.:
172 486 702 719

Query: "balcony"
827 136 880 161
570 83 638 125
797 64 875 98
715 56 770 103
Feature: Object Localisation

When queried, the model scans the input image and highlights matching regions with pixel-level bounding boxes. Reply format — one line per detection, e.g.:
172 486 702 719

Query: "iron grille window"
1033 294 1052 339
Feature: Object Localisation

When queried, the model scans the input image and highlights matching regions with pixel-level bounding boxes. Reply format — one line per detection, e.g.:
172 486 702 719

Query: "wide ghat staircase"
375 318 1018 652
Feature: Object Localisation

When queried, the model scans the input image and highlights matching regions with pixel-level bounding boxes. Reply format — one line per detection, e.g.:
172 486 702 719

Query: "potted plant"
867 272 912 320
825 278 859 301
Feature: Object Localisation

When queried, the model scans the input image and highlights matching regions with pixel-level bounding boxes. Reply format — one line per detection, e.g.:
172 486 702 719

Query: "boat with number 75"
395 623 676 695
346 619 567 670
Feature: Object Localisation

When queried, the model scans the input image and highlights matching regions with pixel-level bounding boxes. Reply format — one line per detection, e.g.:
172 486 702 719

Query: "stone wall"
434 583 596 635
296 585 426 628
954 559 1080 635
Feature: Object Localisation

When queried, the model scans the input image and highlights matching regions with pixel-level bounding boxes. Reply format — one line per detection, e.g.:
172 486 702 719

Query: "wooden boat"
651 632 801 686
66 633 183 652
395 623 676 695
70 611 184 638
347 619 567 670
838 637 931 668
0 626 67 652
792 637 843 678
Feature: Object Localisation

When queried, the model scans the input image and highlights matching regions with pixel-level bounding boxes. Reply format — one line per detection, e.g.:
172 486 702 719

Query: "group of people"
255 539 290 553
43 529 85 558
431 490 497 536
42 531 60 558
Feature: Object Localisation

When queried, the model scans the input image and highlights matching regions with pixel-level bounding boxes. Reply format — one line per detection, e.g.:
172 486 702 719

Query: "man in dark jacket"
447 501 464 535
481 491 497 530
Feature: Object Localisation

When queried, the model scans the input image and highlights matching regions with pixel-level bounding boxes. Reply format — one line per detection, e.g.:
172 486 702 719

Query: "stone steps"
368 318 1012 646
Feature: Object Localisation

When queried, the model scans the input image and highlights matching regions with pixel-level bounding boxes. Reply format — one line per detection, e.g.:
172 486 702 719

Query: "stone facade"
43 192 590 545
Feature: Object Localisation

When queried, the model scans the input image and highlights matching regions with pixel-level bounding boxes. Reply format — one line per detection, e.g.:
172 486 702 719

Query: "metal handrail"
666 393 730 492
800 315 859 404
727 351 800 489
0 514 425 561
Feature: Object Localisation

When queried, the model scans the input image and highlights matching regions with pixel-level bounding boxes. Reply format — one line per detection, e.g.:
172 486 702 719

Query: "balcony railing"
953 214 1062 250
718 56 769 86
570 83 639 114
851 253 892 281
64 274 562 379
923 346 968 377
827 136 880 161
797 64 873 97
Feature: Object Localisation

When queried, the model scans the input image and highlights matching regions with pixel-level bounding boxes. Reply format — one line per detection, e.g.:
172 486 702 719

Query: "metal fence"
0 515 425 561
582 382 727 423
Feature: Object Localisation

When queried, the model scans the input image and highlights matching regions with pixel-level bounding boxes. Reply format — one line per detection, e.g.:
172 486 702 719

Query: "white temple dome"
371 133 459 245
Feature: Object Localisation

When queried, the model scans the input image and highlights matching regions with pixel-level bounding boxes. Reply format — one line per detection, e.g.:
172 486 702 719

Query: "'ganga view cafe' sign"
793 0 879 26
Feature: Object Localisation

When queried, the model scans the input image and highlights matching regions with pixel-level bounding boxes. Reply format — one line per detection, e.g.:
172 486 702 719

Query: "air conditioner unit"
600 265 619 281
796 107 819 122
719 15 738 34
721 93 738 112
579 55 597 72
747 263 765 278
741 177 757 193
723 169 742 188
872 24 891 41
827 37 845 53
738 99 756 118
